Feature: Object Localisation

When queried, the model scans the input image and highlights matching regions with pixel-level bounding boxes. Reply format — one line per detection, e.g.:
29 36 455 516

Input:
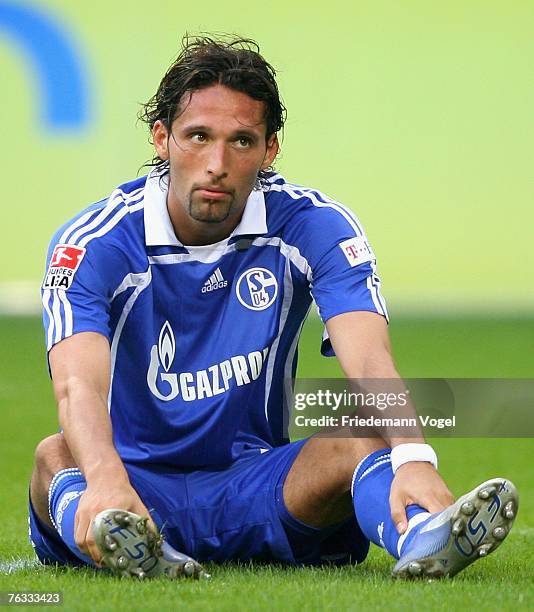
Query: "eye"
190 132 207 143
235 136 253 148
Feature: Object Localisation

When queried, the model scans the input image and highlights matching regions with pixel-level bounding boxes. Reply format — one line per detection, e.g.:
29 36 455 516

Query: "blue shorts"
29 439 369 566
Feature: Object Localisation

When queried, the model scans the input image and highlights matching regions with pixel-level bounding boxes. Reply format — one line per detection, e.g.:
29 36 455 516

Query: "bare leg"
30 433 77 530
283 435 387 527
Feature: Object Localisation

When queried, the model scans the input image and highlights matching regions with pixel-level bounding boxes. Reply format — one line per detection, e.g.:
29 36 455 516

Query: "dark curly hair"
139 34 286 178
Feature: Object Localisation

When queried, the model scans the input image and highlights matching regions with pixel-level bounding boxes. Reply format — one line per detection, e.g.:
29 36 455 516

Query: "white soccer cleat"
392 477 518 579
92 509 210 580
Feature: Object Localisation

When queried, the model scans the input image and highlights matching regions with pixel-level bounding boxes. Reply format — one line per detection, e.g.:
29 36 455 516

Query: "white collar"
143 169 267 247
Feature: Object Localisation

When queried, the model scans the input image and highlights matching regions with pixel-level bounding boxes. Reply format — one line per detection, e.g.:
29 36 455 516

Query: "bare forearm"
48 332 153 562
57 378 128 484
360 361 426 448
326 312 425 447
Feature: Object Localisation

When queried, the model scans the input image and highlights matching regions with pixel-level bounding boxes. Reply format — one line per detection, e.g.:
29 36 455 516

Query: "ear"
261 134 279 170
152 120 170 161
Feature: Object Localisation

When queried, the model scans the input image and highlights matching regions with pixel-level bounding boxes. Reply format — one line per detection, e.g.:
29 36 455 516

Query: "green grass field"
0 315 532 611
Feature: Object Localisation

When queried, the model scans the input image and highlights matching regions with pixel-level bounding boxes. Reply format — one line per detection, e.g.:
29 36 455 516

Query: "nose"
206 141 228 180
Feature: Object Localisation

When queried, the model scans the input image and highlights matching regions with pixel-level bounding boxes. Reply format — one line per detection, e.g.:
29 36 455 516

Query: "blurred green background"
1 5 532 601
1 0 533 314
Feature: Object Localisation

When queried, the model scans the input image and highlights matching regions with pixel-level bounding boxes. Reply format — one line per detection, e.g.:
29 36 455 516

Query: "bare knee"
33 433 76 481
283 436 388 527
30 434 76 528
287 436 387 494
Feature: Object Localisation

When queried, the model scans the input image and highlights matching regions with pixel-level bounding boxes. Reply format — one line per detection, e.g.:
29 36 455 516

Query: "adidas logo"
202 267 228 293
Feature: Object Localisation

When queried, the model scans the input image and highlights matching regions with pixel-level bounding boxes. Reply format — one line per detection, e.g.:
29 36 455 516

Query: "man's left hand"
390 462 455 534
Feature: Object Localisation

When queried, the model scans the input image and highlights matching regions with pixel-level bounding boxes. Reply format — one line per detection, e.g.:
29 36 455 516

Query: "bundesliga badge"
42 244 86 290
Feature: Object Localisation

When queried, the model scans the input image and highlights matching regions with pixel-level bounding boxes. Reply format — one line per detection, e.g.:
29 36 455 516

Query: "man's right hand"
74 473 154 565
49 332 155 566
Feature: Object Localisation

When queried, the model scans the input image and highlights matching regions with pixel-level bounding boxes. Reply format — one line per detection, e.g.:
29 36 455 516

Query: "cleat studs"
104 535 118 551
478 486 496 500
408 562 422 576
114 512 128 525
183 561 195 577
478 544 491 557
116 555 129 569
131 567 146 579
502 502 515 520
460 502 475 516
113 511 134 527
452 518 464 536
493 527 506 540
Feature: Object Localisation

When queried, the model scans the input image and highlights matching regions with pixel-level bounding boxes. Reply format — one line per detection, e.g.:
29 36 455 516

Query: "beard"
187 191 235 223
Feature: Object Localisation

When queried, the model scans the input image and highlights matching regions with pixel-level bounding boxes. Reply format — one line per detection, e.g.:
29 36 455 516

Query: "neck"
166 196 244 247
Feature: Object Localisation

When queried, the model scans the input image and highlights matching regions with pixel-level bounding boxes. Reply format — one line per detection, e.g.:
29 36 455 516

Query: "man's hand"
74 473 154 565
49 332 155 565
390 462 455 534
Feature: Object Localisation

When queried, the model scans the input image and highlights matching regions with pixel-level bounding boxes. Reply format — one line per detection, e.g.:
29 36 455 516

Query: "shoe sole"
92 509 208 579
392 477 518 579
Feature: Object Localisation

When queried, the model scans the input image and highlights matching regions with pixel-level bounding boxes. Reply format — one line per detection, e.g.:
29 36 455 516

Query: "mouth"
195 187 231 201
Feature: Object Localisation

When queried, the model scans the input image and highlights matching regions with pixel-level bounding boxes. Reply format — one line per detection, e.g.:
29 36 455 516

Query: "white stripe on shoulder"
41 187 145 354
67 197 122 246
76 190 144 248
78 206 130 247
128 201 144 213
270 183 364 237
67 186 144 246
283 184 387 318
296 185 365 235
59 209 100 244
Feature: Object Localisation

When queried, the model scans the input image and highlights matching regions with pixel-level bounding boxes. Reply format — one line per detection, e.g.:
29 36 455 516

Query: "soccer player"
29 36 518 579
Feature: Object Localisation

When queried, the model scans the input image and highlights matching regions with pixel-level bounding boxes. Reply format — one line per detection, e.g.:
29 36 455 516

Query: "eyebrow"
180 124 262 139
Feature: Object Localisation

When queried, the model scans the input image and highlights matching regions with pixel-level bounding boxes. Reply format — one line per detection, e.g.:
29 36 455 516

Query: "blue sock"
351 449 430 559
48 468 95 566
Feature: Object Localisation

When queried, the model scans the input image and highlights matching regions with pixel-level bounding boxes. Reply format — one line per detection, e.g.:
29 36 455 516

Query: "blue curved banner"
0 1 92 131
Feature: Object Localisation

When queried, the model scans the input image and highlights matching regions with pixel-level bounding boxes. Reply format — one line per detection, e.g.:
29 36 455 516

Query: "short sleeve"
41 232 127 353
296 205 388 356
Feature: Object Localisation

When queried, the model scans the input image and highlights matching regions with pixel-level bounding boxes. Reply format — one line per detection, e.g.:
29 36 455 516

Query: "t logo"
344 244 359 260
339 236 374 267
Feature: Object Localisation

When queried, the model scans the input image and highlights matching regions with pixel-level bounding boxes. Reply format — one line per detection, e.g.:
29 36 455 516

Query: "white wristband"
390 443 438 474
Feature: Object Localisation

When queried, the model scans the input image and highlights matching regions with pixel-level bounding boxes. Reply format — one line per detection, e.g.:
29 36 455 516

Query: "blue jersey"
41 170 388 467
